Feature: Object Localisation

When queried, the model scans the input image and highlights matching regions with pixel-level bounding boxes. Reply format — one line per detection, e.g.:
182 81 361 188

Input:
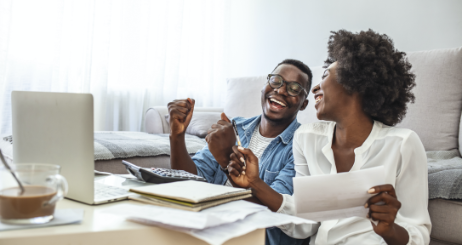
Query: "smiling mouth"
315 95 323 104
269 98 287 109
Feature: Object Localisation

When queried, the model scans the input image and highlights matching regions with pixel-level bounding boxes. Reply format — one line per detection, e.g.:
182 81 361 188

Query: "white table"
0 198 265 245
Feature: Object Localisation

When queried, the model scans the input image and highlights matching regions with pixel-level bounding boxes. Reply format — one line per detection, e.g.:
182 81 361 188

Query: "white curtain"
0 0 226 134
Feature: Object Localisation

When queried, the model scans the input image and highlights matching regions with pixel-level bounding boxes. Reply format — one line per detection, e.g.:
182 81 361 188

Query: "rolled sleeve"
191 144 228 185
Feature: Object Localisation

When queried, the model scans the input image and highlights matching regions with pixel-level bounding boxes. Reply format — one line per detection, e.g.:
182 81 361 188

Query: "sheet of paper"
128 209 317 245
101 200 268 230
94 170 112 175
293 166 386 221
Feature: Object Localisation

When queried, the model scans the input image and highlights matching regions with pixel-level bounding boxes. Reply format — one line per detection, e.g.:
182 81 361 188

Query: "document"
137 210 317 245
102 200 268 230
102 200 316 245
293 166 386 221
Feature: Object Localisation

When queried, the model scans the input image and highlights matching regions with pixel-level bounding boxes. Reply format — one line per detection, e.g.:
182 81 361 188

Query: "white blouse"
277 121 431 245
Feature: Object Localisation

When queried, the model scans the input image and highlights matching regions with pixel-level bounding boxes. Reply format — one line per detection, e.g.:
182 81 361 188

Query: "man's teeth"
315 96 322 103
270 98 286 107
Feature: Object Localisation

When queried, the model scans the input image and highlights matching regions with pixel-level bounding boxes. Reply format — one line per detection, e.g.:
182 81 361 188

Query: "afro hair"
324 29 416 126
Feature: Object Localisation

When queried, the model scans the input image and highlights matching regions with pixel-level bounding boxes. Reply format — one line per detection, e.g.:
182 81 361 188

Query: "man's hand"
167 98 195 137
365 184 409 244
205 113 236 168
228 146 260 188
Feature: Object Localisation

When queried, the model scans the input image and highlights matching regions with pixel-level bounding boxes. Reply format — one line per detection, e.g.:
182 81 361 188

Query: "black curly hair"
274 59 312 92
324 29 416 126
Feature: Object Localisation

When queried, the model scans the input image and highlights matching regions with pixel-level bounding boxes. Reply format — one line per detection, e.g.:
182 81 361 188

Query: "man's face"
261 64 309 123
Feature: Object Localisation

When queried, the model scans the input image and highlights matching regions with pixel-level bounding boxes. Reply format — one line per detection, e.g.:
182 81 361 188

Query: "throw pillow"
165 112 222 138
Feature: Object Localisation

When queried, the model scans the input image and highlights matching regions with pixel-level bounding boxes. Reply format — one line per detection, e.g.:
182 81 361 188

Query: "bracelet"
220 164 229 175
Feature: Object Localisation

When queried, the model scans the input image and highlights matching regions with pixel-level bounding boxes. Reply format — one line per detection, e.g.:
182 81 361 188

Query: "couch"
145 46 462 245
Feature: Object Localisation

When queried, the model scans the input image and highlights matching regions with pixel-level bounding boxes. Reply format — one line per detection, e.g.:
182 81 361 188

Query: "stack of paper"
129 180 252 212
102 200 317 245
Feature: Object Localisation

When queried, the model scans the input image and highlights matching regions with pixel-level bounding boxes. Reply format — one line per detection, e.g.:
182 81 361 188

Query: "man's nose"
274 82 289 96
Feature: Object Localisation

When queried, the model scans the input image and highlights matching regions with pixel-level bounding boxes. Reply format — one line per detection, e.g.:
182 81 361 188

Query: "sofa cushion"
224 76 266 119
396 47 462 151
165 112 222 138
429 199 462 244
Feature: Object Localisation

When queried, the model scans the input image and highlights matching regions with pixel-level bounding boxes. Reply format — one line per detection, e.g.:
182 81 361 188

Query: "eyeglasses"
267 74 307 97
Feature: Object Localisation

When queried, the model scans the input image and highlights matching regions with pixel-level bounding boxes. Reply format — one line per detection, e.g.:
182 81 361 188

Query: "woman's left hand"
228 146 260 188
365 184 402 238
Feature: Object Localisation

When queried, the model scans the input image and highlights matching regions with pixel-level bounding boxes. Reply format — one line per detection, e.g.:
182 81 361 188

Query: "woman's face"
312 62 356 121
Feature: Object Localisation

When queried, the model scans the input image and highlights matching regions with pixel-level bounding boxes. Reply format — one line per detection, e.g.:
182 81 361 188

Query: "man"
167 59 312 245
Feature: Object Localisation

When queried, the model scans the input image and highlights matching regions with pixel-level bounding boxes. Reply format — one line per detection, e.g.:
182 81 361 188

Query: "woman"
227 29 431 244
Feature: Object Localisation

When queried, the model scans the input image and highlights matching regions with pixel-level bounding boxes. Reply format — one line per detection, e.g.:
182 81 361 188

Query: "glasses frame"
267 74 307 97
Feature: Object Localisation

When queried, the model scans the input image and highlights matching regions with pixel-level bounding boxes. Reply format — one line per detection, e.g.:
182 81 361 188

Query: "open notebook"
129 180 252 212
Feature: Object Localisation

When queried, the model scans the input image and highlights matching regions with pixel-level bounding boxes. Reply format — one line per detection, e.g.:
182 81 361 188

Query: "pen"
232 120 246 167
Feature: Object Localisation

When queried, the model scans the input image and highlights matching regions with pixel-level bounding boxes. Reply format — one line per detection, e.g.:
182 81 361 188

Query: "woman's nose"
311 84 320 93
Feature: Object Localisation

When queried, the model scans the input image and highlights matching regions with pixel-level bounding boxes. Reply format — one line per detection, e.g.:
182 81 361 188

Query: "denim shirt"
192 115 307 245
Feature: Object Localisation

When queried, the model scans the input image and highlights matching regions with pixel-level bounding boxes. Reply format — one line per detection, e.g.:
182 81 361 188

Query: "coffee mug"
0 164 68 224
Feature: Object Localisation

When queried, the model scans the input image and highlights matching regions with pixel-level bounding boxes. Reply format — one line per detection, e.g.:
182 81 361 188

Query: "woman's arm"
366 131 431 245
227 146 283 212
365 184 409 245
228 145 319 239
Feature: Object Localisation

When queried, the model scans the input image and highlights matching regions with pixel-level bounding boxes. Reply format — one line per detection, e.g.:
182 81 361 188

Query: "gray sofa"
145 46 462 245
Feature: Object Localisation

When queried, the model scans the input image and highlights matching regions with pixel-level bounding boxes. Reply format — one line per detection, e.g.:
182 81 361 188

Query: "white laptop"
11 91 143 204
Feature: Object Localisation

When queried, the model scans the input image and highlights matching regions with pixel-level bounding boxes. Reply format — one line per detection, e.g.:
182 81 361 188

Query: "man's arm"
168 98 198 174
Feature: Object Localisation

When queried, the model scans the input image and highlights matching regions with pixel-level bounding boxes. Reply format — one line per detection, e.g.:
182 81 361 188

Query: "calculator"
121 160 207 184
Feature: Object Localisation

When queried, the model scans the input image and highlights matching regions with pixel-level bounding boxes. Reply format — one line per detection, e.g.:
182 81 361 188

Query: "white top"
248 124 274 162
277 121 431 245
225 124 274 186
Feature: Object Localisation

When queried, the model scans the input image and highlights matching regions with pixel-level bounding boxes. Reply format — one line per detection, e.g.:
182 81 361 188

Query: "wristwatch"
220 164 229 175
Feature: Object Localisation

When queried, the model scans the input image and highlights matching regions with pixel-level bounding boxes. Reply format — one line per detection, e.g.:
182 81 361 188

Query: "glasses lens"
287 82 303 96
269 75 283 88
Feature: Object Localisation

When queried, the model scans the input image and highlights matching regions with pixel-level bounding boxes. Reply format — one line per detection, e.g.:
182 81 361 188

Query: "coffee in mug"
0 164 68 224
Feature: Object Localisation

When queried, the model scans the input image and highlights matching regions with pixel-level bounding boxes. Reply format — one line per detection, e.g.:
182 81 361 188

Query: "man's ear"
300 99 309 111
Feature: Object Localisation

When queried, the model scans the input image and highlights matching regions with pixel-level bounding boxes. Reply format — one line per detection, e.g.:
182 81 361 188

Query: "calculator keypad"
151 168 206 181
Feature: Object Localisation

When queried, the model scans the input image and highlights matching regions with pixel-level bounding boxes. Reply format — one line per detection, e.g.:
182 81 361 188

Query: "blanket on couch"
3 131 207 161
93 131 206 160
427 150 462 199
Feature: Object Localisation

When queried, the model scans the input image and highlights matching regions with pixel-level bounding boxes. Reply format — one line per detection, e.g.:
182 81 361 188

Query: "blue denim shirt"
192 115 307 245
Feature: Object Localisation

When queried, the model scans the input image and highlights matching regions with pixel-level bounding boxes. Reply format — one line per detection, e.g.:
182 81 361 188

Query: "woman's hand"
366 184 409 244
228 146 260 188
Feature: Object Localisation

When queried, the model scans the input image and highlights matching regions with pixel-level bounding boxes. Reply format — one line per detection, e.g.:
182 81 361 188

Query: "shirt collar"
242 115 300 145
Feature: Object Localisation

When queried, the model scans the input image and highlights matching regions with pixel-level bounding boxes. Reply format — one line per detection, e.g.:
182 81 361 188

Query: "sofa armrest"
144 106 224 134
145 107 169 134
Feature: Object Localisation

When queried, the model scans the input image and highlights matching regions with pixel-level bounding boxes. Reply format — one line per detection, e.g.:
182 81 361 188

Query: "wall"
225 0 462 82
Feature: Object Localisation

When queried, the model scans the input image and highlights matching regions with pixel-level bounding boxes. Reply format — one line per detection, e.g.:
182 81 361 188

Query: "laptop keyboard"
94 182 130 200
